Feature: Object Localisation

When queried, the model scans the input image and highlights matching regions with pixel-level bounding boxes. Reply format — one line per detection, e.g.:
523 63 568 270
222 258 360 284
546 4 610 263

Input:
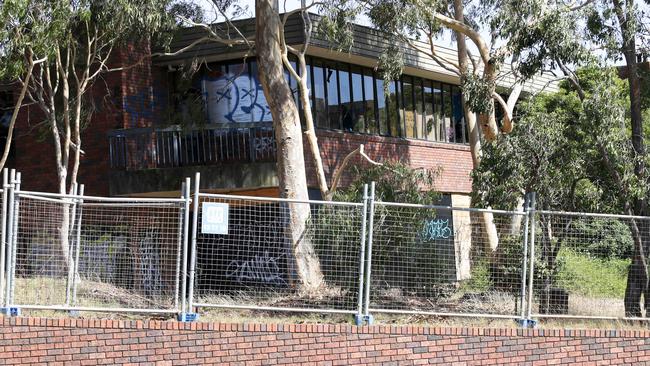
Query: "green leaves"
460 72 494 115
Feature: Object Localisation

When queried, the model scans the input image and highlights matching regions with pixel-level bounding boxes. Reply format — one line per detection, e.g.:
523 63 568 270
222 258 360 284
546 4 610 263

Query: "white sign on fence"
202 202 229 234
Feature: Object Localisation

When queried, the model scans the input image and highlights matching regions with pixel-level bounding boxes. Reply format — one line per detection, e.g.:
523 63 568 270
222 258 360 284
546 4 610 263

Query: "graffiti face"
203 70 272 124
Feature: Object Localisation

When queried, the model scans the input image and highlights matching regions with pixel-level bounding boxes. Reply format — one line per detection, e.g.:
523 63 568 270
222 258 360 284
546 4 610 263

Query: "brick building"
10 14 558 204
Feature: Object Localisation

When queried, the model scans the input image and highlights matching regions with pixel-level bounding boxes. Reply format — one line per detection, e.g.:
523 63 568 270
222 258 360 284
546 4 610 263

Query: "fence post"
66 183 78 307
8 172 20 312
517 194 531 327
355 184 369 326
1 170 14 314
0 169 7 307
362 182 376 325
178 176 196 322
71 184 85 310
186 172 200 320
526 192 537 325
174 181 185 312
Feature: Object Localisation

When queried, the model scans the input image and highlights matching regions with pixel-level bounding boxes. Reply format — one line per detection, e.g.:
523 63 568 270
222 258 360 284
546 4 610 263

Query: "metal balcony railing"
108 123 276 170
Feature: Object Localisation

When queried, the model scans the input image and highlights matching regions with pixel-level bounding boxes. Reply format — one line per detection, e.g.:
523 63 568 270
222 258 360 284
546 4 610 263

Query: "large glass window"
423 80 435 140
451 86 466 143
401 76 416 139
325 62 339 129
442 84 453 142
339 65 353 131
414 79 424 139
363 69 377 134
195 56 469 144
388 80 400 137
376 76 388 135
203 63 249 123
351 66 365 133
312 59 327 128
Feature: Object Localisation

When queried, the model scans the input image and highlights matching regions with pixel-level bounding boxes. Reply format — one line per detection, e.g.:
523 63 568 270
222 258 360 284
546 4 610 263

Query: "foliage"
334 161 439 204
555 248 629 298
567 218 634 259
472 67 644 213
315 162 444 293
461 72 494 115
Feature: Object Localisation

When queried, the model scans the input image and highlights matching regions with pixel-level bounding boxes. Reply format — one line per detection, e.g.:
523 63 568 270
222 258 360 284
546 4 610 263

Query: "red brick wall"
311 130 473 194
1 317 648 365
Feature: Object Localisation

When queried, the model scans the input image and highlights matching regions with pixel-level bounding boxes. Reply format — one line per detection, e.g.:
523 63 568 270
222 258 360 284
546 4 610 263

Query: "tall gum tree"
255 0 325 292
0 0 185 275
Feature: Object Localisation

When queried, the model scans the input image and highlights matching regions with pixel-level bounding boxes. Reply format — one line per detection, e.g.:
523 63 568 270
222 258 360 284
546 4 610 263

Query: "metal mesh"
193 194 365 313
12 194 184 311
368 203 528 318
529 211 650 320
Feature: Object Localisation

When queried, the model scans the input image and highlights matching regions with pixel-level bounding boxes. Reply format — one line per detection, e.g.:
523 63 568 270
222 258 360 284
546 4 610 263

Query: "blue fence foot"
178 313 199 322
0 307 20 317
354 314 364 326
516 318 538 328
364 314 374 326
69 310 80 318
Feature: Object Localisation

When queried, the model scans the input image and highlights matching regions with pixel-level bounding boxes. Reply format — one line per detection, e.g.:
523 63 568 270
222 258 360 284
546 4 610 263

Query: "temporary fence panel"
190 193 367 314
10 191 187 313
528 210 650 321
366 202 529 319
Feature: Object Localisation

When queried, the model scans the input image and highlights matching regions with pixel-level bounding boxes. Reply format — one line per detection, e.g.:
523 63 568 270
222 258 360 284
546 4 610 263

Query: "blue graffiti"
203 72 271 123
420 219 453 241
121 80 168 128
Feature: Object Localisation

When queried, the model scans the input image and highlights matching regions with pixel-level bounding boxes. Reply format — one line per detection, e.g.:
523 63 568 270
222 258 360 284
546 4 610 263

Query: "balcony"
108 122 276 170
107 123 278 195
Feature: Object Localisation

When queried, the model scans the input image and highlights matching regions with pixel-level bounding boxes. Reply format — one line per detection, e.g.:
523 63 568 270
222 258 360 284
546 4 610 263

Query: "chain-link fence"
188 192 367 314
364 201 529 319
5 186 187 314
0 170 648 323
527 210 650 321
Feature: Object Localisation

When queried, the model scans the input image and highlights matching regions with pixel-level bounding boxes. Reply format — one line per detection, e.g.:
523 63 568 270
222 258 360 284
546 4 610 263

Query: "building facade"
12 14 557 203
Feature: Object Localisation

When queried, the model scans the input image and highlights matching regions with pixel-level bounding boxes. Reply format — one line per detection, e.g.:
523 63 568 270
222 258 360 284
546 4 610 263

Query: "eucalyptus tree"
0 0 183 273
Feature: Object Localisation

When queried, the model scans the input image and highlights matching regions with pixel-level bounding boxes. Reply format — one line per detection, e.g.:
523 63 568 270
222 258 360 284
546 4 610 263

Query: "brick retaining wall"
0 317 648 365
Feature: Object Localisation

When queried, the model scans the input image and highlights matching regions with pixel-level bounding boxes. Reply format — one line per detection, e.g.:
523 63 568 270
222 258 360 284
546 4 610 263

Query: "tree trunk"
296 54 330 200
256 0 324 293
453 0 499 252
613 0 649 316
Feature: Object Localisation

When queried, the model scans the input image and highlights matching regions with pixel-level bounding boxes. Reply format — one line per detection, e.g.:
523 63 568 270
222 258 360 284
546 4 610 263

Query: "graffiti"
123 82 168 127
254 136 275 156
203 72 272 124
225 250 286 286
420 219 453 241
135 226 163 297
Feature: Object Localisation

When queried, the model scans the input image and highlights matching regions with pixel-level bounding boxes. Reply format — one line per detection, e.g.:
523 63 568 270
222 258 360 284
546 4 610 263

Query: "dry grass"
7 277 650 330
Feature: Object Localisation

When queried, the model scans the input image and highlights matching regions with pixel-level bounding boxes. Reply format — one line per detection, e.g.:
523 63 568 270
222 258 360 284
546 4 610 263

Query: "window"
376 75 388 135
414 79 424 139
363 69 377 134
401 76 416 139
442 84 453 142
451 86 466 143
351 66 365 133
194 56 470 145
339 65 353 131
423 80 435 141
312 59 327 128
325 62 339 129
433 83 443 142
387 80 400 137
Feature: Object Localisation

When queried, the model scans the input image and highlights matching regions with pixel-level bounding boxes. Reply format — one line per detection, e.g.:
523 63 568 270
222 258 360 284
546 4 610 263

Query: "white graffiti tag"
225 251 286 285
420 219 453 240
